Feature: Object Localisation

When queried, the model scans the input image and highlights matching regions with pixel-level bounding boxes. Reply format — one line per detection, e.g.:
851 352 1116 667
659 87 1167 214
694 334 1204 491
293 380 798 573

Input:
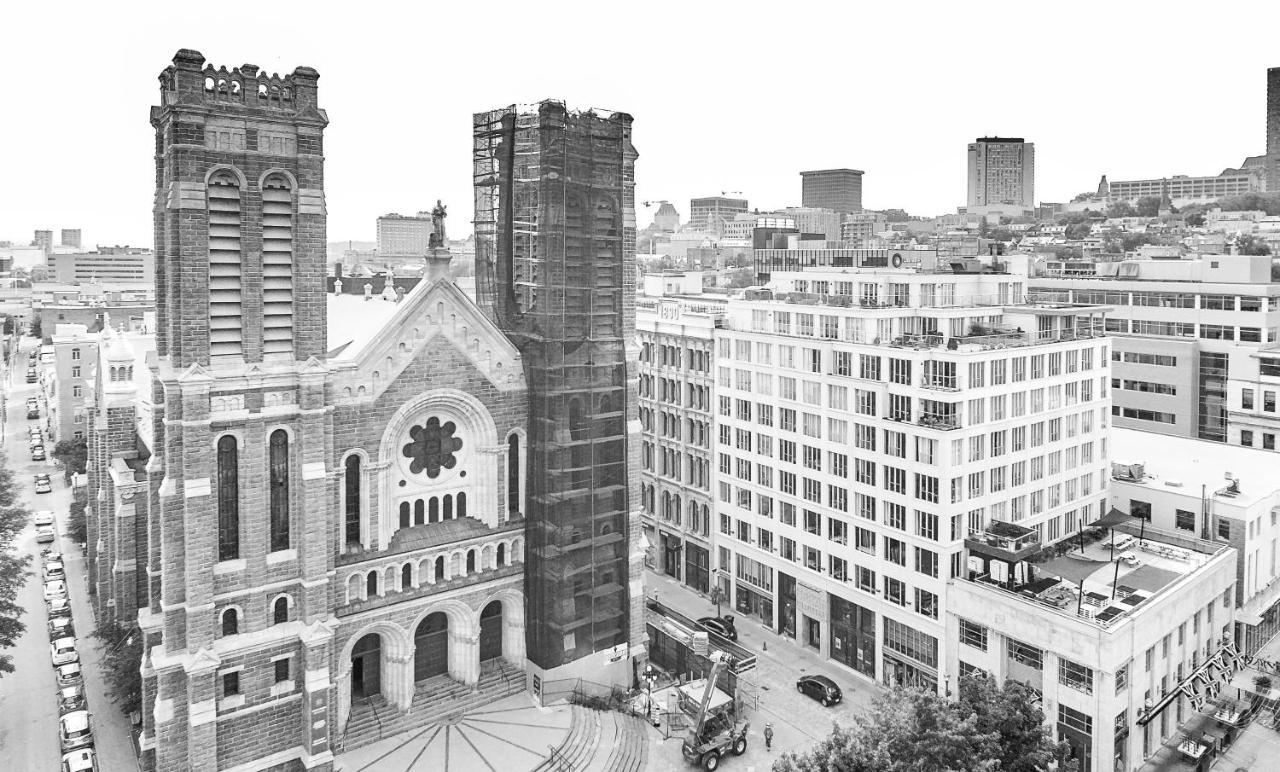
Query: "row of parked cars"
41 534 98 770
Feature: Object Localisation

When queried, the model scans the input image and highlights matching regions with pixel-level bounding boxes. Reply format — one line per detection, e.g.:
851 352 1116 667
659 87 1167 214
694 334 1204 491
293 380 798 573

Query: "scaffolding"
473 102 639 669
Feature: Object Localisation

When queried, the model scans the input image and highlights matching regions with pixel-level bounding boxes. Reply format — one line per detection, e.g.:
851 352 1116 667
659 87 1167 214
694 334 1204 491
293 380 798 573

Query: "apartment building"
710 255 1112 693
1106 171 1263 206
1030 256 1280 444
637 290 726 594
1110 428 1280 654
951 519 1237 772
48 323 98 442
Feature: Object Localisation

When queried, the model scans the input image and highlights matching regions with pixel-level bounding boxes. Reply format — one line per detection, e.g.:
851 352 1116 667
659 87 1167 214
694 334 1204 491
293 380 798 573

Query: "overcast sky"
3 1 1278 248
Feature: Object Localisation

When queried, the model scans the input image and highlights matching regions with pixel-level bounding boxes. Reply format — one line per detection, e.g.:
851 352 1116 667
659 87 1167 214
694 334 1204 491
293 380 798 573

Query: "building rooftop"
1112 427 1278 509
326 287 413 361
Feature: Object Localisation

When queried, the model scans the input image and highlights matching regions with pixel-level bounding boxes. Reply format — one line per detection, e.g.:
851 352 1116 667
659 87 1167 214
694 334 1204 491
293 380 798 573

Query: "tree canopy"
1235 234 1272 256
0 453 32 676
94 621 143 716
773 677 1074 772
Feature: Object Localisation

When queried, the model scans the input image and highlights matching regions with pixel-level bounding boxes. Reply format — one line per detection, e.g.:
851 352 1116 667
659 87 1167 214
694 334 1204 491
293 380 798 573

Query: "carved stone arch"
346 573 362 603
204 164 248 189
257 167 298 191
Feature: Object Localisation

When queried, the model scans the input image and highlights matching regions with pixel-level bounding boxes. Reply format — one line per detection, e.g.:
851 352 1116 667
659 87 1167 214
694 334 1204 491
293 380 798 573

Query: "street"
645 570 885 770
0 336 137 771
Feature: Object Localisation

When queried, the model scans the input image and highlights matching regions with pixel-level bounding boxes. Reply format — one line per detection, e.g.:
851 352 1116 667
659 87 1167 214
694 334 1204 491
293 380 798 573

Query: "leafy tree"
53 438 88 483
1064 222 1092 240
1136 196 1163 217
1106 201 1137 219
1216 193 1280 216
774 678 1075 772
67 492 88 545
93 621 143 716
1184 211 1206 227
1236 234 1272 256
30 314 42 340
0 454 32 676
1120 232 1160 252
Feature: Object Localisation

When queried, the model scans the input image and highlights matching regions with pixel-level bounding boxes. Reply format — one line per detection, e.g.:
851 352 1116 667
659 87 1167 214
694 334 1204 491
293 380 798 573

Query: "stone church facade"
83 50 643 772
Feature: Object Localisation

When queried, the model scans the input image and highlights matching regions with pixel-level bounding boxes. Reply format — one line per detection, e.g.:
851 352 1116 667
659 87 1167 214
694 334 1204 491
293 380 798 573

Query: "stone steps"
343 660 525 752
599 713 650 772
532 705 650 772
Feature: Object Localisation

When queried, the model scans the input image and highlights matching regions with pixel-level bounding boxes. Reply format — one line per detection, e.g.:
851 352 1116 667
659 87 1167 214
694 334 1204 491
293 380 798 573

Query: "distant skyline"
3 1 1278 248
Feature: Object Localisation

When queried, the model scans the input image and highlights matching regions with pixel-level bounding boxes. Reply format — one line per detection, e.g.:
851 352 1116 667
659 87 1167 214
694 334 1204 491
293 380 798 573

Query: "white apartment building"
712 256 1112 693
49 323 98 443
1110 427 1280 654
951 520 1237 772
638 290 726 595
1030 255 1280 445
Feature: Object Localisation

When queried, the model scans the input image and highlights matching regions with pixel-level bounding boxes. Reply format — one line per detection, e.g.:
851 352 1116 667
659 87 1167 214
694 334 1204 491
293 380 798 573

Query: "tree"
93 622 143 716
0 454 32 676
1106 201 1137 219
67 492 88 545
1135 196 1163 217
53 438 88 483
29 314 42 340
1184 211 1206 228
1064 222 1092 240
1236 234 1272 256
774 678 1075 772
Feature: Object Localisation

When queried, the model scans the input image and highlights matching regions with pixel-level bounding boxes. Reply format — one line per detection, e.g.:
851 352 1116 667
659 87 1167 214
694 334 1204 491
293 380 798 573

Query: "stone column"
449 630 480 686
186 665 219 772
334 664 351 739
384 643 414 711
477 446 502 527
503 615 527 669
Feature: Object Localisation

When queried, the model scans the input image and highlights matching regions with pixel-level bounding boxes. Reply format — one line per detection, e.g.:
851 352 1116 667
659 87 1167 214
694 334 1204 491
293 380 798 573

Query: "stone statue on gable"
429 199 448 249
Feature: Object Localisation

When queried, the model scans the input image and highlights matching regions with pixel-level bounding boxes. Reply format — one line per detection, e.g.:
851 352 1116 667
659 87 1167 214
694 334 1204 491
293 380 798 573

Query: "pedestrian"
764 723 773 751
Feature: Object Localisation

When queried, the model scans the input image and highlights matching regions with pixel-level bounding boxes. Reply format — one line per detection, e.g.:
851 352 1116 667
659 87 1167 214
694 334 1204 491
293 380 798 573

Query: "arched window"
207 170 243 356
457 492 467 518
434 556 445 581
272 596 289 625
466 550 476 574
366 571 378 598
269 430 290 551
401 563 412 589
414 499 425 525
344 455 361 544
497 543 506 567
429 498 439 523
443 495 453 520
221 608 238 636
261 173 295 354
399 501 410 529
507 433 521 516
217 436 239 561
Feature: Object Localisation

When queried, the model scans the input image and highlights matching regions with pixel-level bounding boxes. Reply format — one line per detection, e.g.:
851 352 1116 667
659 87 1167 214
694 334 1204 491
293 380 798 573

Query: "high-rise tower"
967 137 1034 211
142 49 334 772
1267 67 1280 193
473 102 644 681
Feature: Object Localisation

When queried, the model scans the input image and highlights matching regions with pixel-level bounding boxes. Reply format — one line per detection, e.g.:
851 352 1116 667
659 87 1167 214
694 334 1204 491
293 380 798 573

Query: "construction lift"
680 653 749 770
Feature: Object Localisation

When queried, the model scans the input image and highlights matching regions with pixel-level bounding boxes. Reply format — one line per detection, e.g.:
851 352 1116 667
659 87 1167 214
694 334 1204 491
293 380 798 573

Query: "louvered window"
207 172 243 357
261 175 294 355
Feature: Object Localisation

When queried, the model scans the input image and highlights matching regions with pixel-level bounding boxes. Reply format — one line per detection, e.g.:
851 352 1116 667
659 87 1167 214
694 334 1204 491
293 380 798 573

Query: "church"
84 50 644 772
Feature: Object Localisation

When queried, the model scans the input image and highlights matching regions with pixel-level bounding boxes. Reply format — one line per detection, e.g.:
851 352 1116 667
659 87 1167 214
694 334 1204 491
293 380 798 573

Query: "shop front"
660 531 682 579
882 617 939 693
778 572 797 639
830 594 876 679
685 542 710 594
734 554 775 626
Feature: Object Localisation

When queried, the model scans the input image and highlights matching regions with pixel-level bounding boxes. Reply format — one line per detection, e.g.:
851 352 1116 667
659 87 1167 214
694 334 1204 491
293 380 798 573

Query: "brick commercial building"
85 52 643 772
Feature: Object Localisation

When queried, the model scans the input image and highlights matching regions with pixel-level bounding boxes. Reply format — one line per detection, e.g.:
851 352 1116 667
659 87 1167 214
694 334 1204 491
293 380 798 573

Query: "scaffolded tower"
474 102 641 674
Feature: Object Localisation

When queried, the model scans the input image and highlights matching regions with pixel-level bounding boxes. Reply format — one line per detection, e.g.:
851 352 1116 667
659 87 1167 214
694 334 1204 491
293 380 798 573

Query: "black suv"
797 674 843 706
696 615 738 641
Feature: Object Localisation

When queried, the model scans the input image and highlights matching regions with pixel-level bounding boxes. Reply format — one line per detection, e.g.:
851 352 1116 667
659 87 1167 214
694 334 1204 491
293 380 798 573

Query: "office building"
783 206 844 242
473 101 644 683
376 212 434 256
1029 255 1280 444
34 229 53 255
710 254 1111 694
966 138 1035 214
1106 171 1263 207
49 248 155 284
951 515 1237 772
1110 428 1280 654
841 212 890 246
637 283 725 594
800 169 863 214
60 229 82 249
1268 67 1279 193
690 196 749 235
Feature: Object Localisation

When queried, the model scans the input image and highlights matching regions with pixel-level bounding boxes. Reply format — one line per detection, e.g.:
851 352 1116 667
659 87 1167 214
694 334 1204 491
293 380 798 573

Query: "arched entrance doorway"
351 633 381 700
414 613 449 682
480 601 503 662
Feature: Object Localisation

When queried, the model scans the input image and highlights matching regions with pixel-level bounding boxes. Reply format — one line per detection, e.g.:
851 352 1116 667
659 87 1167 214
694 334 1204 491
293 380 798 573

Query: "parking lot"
0 339 137 771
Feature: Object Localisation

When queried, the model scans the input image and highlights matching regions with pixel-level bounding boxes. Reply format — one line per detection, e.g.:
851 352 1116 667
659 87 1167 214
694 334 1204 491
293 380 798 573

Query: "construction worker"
764 723 774 751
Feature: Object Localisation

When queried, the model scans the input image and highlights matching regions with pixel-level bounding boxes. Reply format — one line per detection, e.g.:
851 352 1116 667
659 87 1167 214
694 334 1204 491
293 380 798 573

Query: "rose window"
402 417 463 478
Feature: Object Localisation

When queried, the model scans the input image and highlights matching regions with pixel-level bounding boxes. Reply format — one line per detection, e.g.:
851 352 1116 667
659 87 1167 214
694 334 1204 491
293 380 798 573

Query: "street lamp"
709 586 724 618
642 664 658 723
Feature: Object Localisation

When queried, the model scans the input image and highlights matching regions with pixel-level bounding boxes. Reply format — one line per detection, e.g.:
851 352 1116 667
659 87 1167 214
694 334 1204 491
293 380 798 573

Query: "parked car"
36 525 56 543
43 549 64 564
30 436 45 448
35 474 53 494
47 597 71 619
32 446 46 461
61 748 97 772
796 674 843 707
26 368 37 383
696 615 739 641
49 615 75 640
58 709 93 752
34 510 55 527
56 661 83 689
58 684 87 715
44 579 68 602
27 406 39 419
44 560 65 581
50 637 78 667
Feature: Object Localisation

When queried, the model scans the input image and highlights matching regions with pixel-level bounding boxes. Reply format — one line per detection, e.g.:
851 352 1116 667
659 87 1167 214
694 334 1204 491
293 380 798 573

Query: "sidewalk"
644 570 884 767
